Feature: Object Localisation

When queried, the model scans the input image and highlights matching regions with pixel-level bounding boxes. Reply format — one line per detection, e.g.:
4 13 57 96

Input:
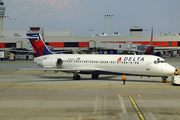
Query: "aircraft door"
146 62 150 70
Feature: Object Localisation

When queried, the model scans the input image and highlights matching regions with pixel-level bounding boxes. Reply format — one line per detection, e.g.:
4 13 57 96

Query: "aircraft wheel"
77 75 81 80
92 74 99 79
73 76 76 80
73 75 81 80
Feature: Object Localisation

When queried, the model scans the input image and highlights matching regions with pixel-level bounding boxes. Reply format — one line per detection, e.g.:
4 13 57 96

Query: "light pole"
104 15 113 36
9 18 17 30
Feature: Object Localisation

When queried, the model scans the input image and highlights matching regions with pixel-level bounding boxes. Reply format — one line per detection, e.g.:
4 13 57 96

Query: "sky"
3 0 180 36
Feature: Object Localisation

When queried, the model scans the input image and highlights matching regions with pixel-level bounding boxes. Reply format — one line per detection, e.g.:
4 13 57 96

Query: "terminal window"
64 42 78 47
178 42 180 46
5 43 16 48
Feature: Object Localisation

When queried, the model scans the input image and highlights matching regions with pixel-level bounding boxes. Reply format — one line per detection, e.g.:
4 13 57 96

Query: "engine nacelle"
37 58 63 68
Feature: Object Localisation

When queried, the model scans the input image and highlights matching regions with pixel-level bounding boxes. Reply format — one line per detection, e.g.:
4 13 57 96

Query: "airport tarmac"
0 57 180 120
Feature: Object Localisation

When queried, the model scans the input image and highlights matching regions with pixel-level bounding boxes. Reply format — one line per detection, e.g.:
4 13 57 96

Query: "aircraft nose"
166 64 175 75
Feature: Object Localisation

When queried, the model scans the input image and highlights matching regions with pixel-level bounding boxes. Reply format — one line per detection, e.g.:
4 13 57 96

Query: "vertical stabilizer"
26 33 53 57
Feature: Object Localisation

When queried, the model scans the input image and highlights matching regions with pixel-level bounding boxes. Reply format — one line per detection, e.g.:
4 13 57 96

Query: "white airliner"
26 33 175 80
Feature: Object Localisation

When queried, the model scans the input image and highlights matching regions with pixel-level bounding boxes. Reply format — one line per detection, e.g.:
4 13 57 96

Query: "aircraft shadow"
18 75 162 83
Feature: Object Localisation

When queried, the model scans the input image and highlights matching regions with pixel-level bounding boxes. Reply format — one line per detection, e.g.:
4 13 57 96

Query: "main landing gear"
73 74 81 80
92 74 99 79
73 74 99 80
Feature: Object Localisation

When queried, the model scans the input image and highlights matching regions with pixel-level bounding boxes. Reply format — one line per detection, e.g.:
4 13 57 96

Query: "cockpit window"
161 61 166 63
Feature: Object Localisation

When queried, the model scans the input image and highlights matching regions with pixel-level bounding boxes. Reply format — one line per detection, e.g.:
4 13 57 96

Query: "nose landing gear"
162 77 169 83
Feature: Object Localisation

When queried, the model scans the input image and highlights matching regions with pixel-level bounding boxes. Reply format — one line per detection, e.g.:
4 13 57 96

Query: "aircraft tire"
92 74 99 79
77 75 81 80
73 76 76 80
73 75 81 80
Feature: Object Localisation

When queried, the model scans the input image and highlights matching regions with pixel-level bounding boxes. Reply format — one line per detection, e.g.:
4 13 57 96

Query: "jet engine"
37 58 63 68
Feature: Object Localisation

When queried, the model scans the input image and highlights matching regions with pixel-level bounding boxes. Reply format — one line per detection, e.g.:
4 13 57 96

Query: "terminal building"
0 27 180 53
0 0 180 54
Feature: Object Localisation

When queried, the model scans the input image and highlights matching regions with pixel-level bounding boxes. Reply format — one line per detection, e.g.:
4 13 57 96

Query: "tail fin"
26 33 53 57
150 27 153 45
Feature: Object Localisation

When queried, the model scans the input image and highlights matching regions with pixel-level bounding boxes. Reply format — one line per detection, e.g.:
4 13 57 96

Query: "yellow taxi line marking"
129 96 145 120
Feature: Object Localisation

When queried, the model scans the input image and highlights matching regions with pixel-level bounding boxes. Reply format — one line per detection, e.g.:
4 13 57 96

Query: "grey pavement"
0 57 180 120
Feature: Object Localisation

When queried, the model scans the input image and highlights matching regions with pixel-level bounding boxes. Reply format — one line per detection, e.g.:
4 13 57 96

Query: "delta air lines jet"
27 33 175 80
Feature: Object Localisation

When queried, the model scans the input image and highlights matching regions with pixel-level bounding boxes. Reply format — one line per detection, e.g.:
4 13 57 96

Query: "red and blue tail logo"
26 33 53 57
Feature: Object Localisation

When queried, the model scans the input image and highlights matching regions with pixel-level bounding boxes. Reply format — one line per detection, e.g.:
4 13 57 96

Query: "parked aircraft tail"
26 33 53 57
